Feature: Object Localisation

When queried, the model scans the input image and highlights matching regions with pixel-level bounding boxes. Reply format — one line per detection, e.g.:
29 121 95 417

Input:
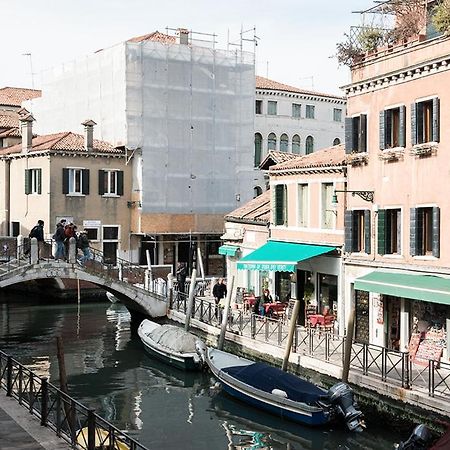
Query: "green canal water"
0 296 405 449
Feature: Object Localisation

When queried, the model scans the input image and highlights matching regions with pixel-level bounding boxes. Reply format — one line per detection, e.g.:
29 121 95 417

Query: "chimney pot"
177 28 189 45
81 119 97 151
20 113 35 153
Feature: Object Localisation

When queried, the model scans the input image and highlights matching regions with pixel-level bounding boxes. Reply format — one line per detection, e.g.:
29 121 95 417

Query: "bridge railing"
0 350 149 450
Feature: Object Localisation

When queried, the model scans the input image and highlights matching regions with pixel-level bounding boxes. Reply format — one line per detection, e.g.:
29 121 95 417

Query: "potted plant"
432 0 450 35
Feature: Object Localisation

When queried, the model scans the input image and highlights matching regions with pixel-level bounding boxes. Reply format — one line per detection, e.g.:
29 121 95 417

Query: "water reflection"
0 298 402 449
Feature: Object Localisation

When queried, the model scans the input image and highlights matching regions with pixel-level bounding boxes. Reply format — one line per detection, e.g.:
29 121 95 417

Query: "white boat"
206 348 364 431
138 319 206 371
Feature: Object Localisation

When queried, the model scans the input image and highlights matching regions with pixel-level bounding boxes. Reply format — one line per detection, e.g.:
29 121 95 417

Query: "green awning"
219 245 239 256
237 241 336 272
354 271 450 305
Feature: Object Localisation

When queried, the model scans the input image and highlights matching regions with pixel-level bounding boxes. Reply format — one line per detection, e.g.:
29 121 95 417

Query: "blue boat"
206 348 364 431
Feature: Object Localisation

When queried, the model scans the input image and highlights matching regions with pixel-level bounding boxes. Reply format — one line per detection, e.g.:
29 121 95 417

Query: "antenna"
22 53 35 89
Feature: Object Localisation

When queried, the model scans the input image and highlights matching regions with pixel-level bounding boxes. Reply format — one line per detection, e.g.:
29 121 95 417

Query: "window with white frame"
298 184 309 227
305 105 315 119
84 227 99 242
305 135 314 154
63 168 89 195
268 133 277 151
268 101 277 115
25 168 42 195
103 225 120 265
333 108 342 122
292 135 301 154
255 100 263 115
280 134 289 152
292 103 301 118
99 170 124 196
321 183 335 229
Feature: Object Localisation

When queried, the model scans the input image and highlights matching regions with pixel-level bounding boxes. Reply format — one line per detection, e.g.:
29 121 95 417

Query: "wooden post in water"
281 299 301 371
184 269 197 331
342 305 355 383
218 275 234 350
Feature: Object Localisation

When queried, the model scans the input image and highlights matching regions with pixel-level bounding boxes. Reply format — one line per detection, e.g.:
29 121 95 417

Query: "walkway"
0 396 68 450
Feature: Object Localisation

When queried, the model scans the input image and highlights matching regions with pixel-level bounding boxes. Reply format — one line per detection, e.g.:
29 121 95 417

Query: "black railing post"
29 372 34 413
402 352 410 389
293 326 298 353
56 393 61 437
363 343 368 376
200 299 204 321
18 366 23 404
325 332 330 361
308 328 313 356
251 314 256 339
429 360 435 397
278 321 282 346
88 409 96 450
40 377 48 426
6 356 12 397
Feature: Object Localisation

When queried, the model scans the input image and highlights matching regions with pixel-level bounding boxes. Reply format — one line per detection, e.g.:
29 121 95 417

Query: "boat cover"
222 363 327 404
148 325 198 354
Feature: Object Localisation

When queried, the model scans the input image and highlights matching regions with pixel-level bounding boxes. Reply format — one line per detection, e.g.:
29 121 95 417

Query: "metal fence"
0 350 149 450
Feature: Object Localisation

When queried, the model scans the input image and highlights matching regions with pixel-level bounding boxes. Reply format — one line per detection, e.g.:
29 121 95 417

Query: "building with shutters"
341 1 450 361
0 116 131 263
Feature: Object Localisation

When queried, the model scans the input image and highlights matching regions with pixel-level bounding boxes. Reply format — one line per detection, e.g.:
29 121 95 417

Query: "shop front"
354 270 450 362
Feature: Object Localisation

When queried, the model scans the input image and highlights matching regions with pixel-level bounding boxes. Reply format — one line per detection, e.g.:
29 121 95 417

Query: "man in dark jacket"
28 220 45 257
53 221 66 260
212 278 227 317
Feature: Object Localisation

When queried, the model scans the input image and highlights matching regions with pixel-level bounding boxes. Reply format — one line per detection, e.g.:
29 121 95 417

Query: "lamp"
332 189 374 205
127 201 142 208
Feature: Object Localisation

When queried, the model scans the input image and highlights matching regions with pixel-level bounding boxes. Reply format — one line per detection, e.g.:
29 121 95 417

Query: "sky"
0 0 367 95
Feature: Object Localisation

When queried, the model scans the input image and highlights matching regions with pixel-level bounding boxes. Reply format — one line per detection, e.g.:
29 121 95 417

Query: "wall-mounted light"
127 201 142 208
332 189 374 206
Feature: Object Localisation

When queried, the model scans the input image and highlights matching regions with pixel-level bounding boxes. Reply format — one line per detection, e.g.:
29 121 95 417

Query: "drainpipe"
5 159 10 236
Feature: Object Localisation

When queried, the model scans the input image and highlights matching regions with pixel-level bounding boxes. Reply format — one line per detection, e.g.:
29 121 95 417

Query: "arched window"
268 133 277 151
280 134 289 152
305 135 314 155
254 186 263 198
333 137 341 146
254 133 262 166
292 135 301 154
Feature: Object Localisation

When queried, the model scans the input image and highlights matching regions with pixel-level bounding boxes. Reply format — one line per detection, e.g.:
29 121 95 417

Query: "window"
380 106 406 149
280 134 288 152
378 209 401 255
273 184 288 226
11 222 20 237
292 103 301 118
103 226 119 240
345 210 371 253
25 168 42 195
333 138 341 146
99 170 124 196
321 183 335 229
333 108 342 122
412 98 440 145
305 105 315 119
305 135 314 154
410 207 440 257
255 100 263 115
254 186 263 198
345 114 367 153
254 133 263 166
84 227 99 241
268 133 276 151
292 135 301 154
63 168 89 195
103 225 120 265
298 184 309 227
268 101 277 115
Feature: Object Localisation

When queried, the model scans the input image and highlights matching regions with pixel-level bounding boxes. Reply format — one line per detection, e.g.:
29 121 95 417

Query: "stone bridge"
0 238 168 318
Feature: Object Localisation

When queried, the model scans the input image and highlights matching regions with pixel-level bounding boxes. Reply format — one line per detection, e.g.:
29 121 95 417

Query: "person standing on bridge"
213 278 227 318
77 231 91 266
53 220 66 260
29 220 45 259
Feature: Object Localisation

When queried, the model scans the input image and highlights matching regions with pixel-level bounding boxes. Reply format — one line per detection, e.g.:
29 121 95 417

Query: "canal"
0 295 405 449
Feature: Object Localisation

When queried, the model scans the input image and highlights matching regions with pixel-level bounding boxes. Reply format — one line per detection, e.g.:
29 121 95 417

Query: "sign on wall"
83 220 101 228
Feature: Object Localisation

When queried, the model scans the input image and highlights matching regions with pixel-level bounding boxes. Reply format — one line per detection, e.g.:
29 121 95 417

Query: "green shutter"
117 171 124 196
379 110 385 150
283 185 288 225
399 105 406 148
359 114 367 153
25 169 31 195
432 206 440 258
432 97 440 143
37 169 42 194
345 117 354 154
275 185 285 225
364 210 371 254
411 103 417 146
344 210 353 253
62 168 69 194
82 169 90 195
98 170 105 195
377 209 386 255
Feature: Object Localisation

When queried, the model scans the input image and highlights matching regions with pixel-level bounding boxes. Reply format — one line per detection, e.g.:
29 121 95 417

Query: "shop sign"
83 220 101 228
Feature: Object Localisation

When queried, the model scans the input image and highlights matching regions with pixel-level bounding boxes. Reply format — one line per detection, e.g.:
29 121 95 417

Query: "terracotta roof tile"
225 189 270 224
270 144 346 172
0 128 21 138
0 132 122 156
0 87 41 107
0 112 19 129
259 150 299 170
128 31 176 44
256 76 345 100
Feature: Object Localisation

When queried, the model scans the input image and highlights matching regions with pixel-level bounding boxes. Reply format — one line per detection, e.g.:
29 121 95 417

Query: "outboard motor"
195 340 208 369
395 424 433 450
328 382 365 432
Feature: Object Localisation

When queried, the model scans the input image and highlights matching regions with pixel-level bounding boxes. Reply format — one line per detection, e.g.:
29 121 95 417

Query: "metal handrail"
0 350 149 450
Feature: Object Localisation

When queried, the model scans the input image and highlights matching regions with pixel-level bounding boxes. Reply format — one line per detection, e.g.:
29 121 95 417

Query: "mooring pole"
342 304 355 383
218 276 234 350
281 299 301 371
184 269 197 331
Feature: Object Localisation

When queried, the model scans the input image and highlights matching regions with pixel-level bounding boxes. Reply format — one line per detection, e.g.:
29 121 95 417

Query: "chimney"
20 113 35 153
177 28 189 45
81 119 97 151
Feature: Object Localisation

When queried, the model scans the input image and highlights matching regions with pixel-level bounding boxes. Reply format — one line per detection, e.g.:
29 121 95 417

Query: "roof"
0 87 41 107
225 189 270 224
0 132 122 156
256 76 345 100
259 150 299 170
270 144 346 172
0 128 21 138
128 31 176 44
0 111 19 130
